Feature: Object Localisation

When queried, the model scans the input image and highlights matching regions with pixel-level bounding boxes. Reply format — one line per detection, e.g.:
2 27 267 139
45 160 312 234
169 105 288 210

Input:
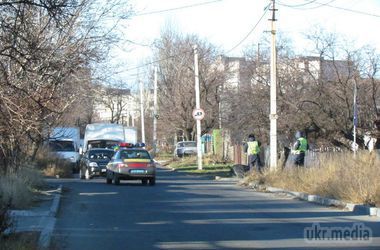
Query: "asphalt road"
50 167 380 250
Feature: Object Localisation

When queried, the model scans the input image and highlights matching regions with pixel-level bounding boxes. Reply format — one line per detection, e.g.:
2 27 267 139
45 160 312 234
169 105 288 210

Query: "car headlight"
89 162 98 167
69 156 76 162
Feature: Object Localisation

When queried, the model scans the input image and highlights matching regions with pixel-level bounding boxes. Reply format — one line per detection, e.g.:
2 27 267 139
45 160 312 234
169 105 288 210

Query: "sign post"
193 45 203 170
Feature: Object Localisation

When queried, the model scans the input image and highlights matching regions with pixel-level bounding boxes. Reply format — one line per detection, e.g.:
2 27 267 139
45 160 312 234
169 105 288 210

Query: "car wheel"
113 173 120 185
141 179 148 185
85 168 91 180
106 171 112 184
79 169 85 180
149 177 156 186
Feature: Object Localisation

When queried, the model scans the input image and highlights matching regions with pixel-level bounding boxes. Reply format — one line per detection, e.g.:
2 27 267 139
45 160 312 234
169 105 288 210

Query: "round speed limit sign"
192 108 205 120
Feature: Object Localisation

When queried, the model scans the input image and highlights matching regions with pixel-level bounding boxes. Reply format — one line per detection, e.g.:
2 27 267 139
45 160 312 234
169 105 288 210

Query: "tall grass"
0 166 44 209
246 151 380 207
0 166 44 237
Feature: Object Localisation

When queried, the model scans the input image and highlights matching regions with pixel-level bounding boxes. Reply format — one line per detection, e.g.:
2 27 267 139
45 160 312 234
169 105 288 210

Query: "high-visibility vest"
247 141 260 155
295 137 308 154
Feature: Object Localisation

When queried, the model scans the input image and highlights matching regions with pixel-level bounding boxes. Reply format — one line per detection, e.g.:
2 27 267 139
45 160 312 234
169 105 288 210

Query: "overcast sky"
109 0 380 86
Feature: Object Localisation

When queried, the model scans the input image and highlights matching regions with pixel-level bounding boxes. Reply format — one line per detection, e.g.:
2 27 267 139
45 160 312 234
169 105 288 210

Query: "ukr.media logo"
304 223 372 242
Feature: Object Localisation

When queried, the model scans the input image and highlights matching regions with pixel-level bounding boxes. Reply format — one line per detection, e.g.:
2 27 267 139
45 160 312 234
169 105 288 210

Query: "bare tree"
0 0 132 173
153 28 226 141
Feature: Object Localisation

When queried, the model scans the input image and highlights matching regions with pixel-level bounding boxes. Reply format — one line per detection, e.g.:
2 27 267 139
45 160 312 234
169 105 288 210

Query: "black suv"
80 148 115 180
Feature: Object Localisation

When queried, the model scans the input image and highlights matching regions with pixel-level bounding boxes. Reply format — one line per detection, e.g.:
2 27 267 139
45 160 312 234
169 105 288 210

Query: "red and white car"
105 144 156 185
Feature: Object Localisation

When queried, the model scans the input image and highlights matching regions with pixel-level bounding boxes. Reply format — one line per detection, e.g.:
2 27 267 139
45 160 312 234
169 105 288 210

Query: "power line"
115 49 193 74
226 4 270 54
277 0 319 8
278 0 336 10
322 1 380 18
134 0 223 16
279 0 380 17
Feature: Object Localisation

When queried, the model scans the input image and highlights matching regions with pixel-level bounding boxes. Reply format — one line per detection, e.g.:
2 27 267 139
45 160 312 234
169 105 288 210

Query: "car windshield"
179 141 196 147
120 150 151 160
89 150 114 160
49 141 75 152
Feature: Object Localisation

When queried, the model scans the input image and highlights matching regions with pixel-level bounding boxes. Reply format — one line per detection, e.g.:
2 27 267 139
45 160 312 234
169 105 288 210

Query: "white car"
174 141 197 157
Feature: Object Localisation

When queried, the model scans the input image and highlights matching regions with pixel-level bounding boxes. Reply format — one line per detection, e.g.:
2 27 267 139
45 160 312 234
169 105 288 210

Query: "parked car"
174 141 197 157
80 148 115 180
48 127 81 173
106 148 156 185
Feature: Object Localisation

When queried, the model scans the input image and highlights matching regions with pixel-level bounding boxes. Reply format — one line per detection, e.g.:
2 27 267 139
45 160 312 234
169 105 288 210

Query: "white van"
82 123 138 154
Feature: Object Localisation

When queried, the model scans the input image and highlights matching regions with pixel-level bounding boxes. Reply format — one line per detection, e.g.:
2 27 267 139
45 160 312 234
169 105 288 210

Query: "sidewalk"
215 174 380 218
8 184 62 249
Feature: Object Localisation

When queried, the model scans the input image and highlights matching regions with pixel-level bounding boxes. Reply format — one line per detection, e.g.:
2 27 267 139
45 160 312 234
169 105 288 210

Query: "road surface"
50 167 380 249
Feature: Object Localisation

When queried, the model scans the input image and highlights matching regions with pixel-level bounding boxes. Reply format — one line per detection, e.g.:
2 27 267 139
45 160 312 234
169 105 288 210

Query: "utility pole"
353 80 358 155
269 0 278 171
153 66 158 156
193 45 203 170
139 79 146 144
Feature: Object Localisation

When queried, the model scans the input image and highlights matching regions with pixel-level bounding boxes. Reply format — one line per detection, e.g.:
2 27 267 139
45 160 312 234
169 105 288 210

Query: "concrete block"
267 187 284 193
369 207 377 216
308 195 318 202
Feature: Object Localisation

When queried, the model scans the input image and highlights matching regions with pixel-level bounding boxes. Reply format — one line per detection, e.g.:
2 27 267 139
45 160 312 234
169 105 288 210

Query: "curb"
215 176 240 181
264 186 379 218
38 184 62 250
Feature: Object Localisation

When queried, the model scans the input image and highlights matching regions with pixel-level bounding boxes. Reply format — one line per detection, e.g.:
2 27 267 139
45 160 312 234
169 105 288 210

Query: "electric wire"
321 1 380 18
279 0 380 17
277 0 319 8
114 49 193 74
225 4 270 54
134 0 223 16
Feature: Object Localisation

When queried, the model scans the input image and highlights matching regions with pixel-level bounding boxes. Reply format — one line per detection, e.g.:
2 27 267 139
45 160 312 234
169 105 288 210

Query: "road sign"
192 108 205 120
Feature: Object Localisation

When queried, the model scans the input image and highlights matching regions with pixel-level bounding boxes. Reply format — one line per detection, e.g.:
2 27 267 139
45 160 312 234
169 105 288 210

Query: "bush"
41 158 73 178
245 151 380 206
35 148 73 178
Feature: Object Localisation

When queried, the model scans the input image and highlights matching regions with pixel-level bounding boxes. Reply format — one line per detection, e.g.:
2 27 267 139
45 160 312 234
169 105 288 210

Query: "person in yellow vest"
293 131 309 167
244 134 262 173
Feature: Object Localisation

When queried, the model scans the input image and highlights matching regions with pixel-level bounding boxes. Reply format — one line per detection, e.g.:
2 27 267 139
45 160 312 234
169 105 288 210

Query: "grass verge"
169 155 233 178
244 151 380 207
0 166 46 239
0 167 44 209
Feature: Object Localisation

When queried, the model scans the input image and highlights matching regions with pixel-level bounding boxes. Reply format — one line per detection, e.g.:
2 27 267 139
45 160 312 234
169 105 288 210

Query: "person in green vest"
244 134 262 173
293 131 309 167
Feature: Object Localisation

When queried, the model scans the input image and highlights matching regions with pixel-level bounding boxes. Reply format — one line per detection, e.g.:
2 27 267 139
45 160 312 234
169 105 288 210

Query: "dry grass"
0 166 45 237
0 167 44 209
36 156 72 178
0 231 39 250
41 160 73 178
34 147 73 178
245 151 380 207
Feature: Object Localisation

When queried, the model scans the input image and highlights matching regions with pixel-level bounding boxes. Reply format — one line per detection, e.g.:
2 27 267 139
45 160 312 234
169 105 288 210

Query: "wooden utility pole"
139 79 146 144
153 66 158 156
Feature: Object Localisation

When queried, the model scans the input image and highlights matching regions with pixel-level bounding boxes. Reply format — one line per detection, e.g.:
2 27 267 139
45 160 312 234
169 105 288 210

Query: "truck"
48 127 81 172
82 123 138 154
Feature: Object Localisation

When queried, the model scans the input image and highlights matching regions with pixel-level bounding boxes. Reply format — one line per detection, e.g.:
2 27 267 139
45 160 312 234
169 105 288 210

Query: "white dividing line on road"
79 192 118 196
